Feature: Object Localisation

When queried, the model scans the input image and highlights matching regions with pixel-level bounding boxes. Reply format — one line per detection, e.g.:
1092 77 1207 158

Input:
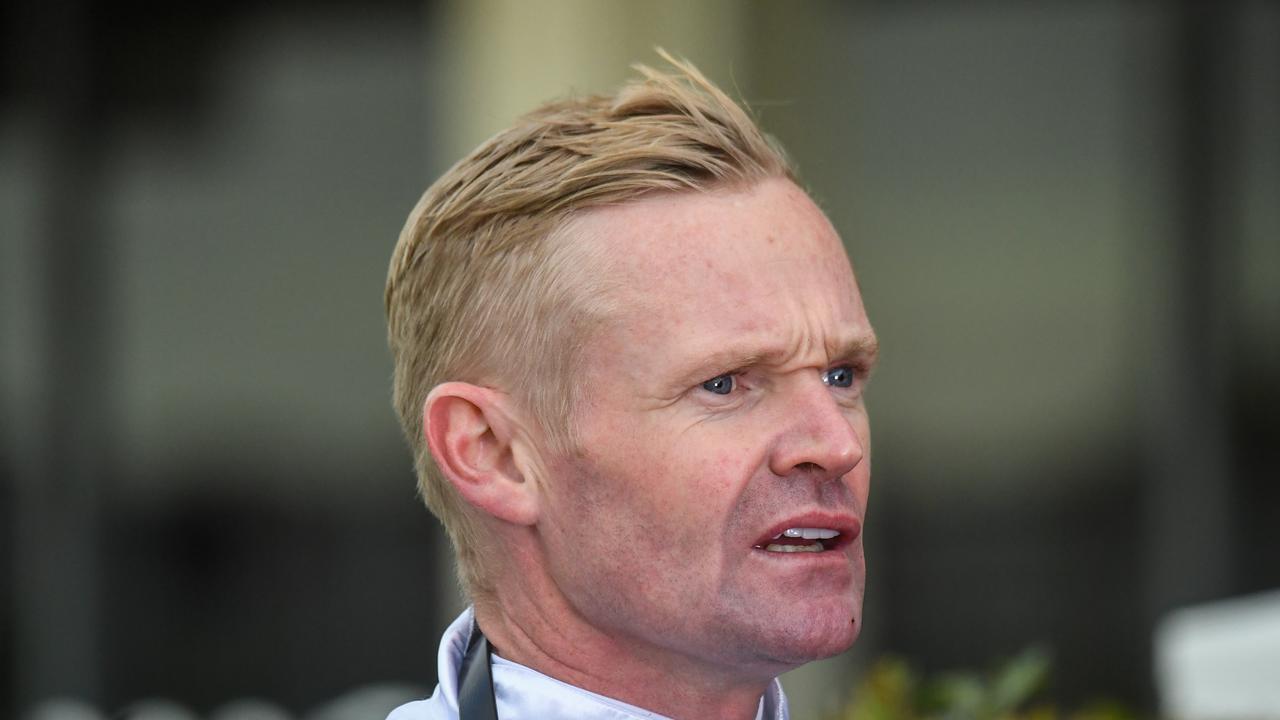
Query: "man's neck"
472 594 775 720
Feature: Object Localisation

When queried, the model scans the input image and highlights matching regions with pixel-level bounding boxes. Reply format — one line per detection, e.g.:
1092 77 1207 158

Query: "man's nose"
767 378 865 480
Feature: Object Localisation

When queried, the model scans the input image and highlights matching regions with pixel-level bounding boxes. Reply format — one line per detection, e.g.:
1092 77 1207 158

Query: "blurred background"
2 1 1277 718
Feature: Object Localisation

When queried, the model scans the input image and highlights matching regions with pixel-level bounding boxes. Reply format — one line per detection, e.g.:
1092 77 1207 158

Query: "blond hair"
384 52 793 596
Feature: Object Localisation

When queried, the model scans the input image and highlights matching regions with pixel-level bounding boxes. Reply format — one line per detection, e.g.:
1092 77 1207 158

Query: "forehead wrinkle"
567 179 870 376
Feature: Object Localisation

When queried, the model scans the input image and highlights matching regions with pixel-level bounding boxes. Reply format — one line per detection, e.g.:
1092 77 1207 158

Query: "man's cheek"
704 426 768 475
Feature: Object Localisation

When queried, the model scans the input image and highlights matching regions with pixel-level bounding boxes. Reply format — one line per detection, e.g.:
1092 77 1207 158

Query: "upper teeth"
778 528 839 540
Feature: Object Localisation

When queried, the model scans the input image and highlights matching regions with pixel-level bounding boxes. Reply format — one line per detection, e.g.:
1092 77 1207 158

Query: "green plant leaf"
989 647 1051 714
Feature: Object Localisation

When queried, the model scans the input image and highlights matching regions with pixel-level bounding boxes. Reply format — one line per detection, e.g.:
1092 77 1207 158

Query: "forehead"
569 178 865 340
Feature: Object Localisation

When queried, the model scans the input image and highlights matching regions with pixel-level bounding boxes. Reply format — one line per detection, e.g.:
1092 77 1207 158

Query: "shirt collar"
439 607 788 720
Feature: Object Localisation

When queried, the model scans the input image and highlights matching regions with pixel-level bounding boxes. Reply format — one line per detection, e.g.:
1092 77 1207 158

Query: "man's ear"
423 382 539 527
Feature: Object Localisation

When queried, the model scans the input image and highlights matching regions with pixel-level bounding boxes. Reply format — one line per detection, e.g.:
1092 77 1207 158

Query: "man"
384 54 877 720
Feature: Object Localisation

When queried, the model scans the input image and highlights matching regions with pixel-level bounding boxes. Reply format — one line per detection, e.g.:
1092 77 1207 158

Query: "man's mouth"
754 527 843 554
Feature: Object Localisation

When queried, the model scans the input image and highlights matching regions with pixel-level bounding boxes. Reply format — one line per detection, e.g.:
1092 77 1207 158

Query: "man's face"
534 178 877 679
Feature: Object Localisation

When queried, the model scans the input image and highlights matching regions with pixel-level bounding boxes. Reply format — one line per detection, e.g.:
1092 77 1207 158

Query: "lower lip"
749 545 857 588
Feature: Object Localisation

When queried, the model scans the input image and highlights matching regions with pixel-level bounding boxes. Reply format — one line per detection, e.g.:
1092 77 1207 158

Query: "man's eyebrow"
829 333 880 370
672 347 781 385
670 330 880 386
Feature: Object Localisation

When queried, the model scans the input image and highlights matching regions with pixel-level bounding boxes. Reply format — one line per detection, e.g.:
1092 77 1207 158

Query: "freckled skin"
531 178 875 686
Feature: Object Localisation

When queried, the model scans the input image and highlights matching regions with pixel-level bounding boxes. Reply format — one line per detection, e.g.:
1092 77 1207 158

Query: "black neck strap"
457 620 499 720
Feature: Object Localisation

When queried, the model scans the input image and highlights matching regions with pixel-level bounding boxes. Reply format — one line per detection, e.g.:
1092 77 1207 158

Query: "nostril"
794 461 821 473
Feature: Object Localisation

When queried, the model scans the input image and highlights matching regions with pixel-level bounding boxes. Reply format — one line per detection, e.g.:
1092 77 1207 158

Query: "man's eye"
823 366 855 388
701 374 734 395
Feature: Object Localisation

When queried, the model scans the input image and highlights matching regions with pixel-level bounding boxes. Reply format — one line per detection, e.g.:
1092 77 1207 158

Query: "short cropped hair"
385 52 793 597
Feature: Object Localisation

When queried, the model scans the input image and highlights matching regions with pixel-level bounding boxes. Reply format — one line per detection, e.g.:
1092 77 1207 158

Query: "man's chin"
789 612 861 660
745 600 862 668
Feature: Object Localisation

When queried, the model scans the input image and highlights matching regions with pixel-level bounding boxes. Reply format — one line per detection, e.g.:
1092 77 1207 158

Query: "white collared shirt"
385 607 789 720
